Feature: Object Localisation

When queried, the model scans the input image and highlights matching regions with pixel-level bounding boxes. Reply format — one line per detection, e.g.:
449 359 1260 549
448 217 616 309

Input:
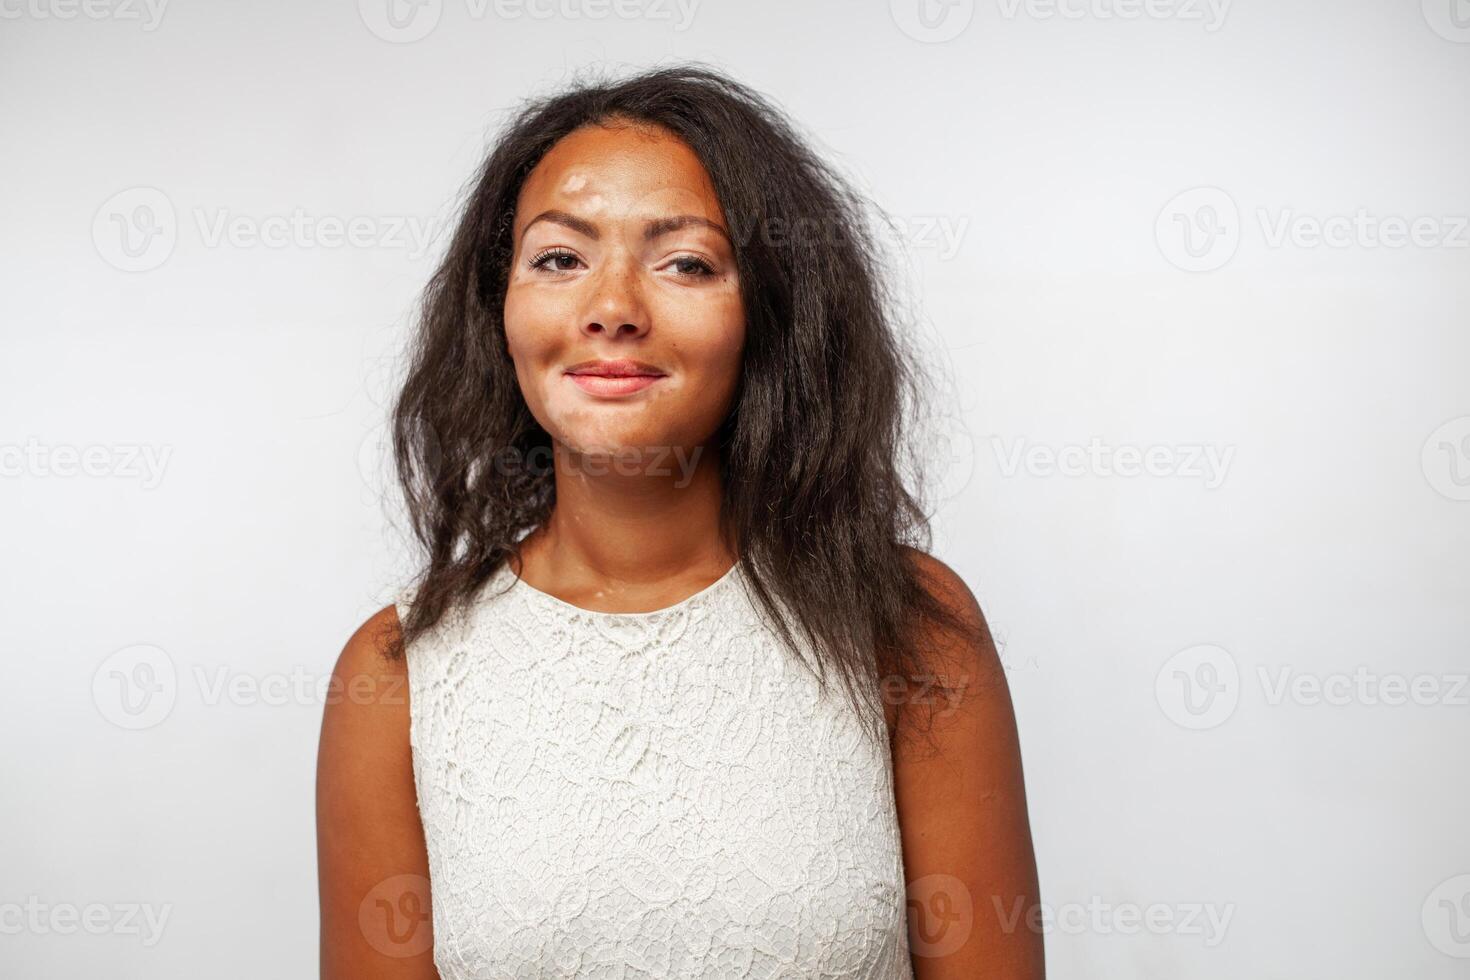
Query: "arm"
316 605 440 979
893 554 1044 979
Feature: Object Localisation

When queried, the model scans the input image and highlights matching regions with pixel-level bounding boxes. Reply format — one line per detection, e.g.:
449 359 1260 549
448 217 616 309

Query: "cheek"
502 305 562 441
670 316 746 419
707 334 745 403
501 321 537 399
703 302 748 392
503 287 571 391
503 290 604 442
503 286 546 362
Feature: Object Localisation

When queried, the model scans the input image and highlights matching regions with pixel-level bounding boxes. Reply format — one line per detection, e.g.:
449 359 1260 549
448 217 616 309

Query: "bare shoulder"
316 605 437 977
891 548 1044 977
891 546 1014 764
899 546 1005 693
317 602 415 813
331 604 411 701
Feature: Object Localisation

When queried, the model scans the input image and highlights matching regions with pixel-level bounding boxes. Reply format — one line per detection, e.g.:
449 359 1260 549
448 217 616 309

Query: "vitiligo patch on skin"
504 124 745 461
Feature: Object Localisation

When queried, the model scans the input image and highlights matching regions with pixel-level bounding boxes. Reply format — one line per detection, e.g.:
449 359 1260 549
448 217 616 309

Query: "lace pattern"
396 561 914 979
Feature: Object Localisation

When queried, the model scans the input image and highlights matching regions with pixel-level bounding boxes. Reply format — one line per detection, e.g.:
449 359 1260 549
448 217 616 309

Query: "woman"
317 64 1043 979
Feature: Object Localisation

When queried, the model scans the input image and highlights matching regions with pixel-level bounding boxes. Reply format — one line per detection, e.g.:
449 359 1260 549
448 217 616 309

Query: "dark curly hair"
388 62 977 750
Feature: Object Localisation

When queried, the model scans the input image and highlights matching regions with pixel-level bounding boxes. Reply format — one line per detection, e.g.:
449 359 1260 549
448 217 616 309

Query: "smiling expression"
503 120 747 459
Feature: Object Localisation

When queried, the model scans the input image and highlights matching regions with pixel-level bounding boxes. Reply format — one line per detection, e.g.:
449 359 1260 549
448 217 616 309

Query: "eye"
667 255 717 278
528 247 582 273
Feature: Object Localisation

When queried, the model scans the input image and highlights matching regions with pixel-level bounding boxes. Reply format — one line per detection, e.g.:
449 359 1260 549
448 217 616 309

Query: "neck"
518 441 736 586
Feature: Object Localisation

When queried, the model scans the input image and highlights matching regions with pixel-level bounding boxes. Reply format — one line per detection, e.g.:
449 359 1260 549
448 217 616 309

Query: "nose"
580 259 649 340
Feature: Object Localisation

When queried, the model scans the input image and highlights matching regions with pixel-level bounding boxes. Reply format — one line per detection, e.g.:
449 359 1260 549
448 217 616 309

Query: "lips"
563 358 666 397
567 374 662 396
564 358 665 378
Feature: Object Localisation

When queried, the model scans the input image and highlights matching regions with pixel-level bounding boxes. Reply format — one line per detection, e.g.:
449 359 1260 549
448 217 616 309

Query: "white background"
3 0 1468 976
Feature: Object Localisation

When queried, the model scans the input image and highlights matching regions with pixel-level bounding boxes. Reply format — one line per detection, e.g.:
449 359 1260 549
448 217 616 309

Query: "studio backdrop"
3 1 1467 977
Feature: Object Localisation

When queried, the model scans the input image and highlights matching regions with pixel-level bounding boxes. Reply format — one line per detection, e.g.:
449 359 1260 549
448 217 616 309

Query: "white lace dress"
395 558 915 979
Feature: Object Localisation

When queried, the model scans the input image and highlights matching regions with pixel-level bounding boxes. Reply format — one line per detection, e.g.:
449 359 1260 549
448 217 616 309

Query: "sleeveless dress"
395 558 915 979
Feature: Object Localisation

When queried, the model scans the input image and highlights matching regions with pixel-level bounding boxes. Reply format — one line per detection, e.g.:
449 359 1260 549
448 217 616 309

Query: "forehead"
515 122 725 226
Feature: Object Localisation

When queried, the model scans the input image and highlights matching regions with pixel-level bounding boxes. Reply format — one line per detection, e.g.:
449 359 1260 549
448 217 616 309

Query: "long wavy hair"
388 63 976 750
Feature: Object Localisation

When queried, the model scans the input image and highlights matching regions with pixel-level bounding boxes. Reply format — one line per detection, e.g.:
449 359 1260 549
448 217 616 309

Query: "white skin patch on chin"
544 383 681 457
548 401 635 454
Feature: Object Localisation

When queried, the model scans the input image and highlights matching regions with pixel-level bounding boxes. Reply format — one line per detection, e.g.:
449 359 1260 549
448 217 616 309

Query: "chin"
563 437 666 458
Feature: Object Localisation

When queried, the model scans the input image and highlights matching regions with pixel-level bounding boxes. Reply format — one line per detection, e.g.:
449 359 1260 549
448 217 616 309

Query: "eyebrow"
520 209 730 244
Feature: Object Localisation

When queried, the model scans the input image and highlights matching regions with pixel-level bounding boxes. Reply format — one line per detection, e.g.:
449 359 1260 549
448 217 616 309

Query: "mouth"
563 358 667 397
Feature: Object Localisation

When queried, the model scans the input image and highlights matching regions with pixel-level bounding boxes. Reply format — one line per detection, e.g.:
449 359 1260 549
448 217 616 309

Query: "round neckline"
505 559 743 620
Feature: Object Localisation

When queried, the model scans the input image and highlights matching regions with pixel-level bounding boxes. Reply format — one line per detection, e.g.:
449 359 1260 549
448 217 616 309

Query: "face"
503 120 746 461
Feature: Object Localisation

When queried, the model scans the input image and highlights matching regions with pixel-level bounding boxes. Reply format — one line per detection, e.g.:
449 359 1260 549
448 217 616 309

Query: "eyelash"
527 247 717 279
